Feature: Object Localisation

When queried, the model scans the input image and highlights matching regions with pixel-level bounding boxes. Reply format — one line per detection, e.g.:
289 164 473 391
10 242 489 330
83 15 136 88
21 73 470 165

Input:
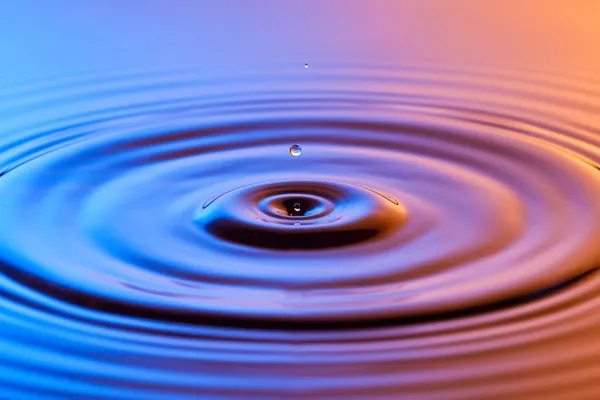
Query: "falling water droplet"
290 144 302 157
293 202 301 212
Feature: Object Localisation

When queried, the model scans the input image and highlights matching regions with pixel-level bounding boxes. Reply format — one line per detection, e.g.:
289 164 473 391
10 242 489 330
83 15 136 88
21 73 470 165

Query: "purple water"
1 2 600 399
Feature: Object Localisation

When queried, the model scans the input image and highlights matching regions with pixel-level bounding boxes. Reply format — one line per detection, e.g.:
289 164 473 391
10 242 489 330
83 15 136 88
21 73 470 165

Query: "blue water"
2 2 600 399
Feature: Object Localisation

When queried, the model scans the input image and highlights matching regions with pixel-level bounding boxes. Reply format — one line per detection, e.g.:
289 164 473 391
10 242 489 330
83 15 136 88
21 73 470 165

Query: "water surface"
1 2 600 399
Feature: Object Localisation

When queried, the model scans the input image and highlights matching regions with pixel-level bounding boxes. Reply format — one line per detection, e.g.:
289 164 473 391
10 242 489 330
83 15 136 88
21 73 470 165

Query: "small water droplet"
304 63 308 68
293 202 301 212
290 144 302 157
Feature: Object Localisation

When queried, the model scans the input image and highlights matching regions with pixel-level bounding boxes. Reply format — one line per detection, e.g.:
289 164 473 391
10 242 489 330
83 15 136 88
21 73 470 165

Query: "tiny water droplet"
304 63 308 68
293 202 301 212
290 144 302 157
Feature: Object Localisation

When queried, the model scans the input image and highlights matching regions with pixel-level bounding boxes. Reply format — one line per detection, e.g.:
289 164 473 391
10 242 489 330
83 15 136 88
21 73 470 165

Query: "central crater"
283 198 309 216
196 180 406 250
260 194 334 219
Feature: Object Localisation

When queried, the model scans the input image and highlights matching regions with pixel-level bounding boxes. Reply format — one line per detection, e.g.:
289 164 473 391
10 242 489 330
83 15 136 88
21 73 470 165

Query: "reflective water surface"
1 2 600 399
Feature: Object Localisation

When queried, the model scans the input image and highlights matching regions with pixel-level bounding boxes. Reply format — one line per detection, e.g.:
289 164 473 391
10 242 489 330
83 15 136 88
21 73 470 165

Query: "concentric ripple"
1 64 600 398
198 179 405 250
